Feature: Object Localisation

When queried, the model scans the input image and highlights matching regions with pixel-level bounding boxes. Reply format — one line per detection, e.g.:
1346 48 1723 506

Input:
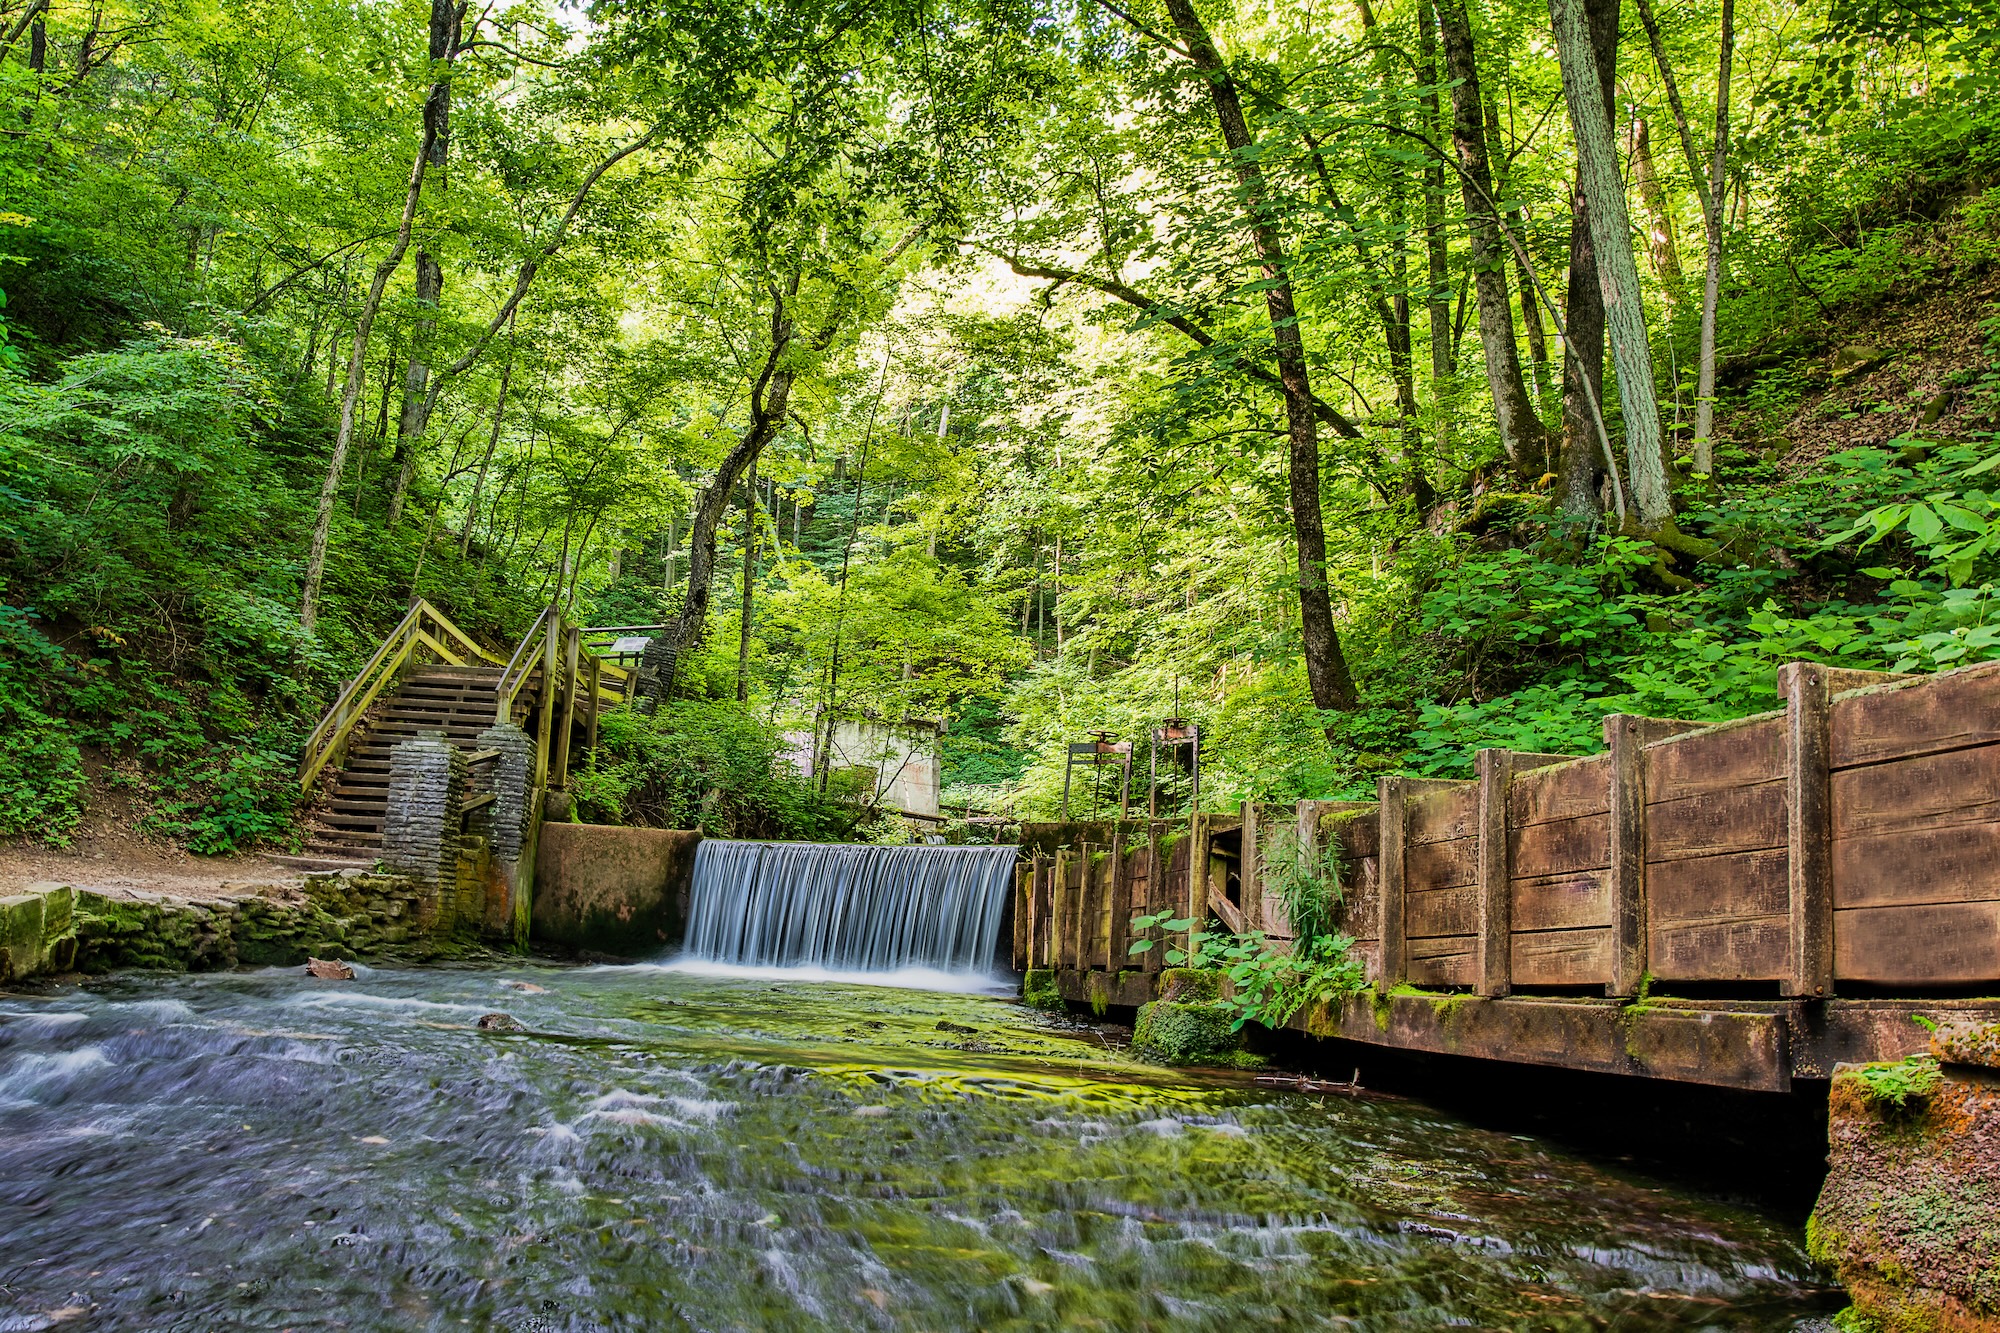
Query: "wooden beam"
1603 715 1703 996
1377 777 1408 987
1783 662 1836 997
1475 750 1514 997
1050 849 1071 971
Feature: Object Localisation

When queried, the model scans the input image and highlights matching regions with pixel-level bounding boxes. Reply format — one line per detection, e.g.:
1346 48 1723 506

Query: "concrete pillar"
381 733 466 886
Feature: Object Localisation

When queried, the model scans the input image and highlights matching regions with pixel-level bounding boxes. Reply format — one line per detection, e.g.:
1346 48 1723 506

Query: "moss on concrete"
1131 1000 1262 1068
1158 967 1222 1003
1811 1023 2000 1331
1 874 484 983
1021 968 1063 1011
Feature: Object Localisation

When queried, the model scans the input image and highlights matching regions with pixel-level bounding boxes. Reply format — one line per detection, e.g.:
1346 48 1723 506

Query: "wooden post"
1013 863 1028 970
1604 716 1702 996
1475 750 1514 998
1241 803 1262 934
1069 848 1089 972
1377 776 1407 987
1783 661 1835 997
1186 813 1209 959
533 614 556 792
585 656 602 760
550 623 581 790
1606 715 1649 999
1050 849 1071 971
1106 825 1130 970
1078 841 1101 971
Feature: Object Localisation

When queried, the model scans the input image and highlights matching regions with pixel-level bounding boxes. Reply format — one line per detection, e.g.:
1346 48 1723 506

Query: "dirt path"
0 826 317 901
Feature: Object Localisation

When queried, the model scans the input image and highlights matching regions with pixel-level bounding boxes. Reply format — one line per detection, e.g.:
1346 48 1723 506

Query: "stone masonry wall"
1809 1018 2000 1331
381 733 468 884
0 871 478 985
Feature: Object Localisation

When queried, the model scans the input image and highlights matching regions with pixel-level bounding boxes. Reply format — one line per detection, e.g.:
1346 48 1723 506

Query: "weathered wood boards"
1023 657 2000 997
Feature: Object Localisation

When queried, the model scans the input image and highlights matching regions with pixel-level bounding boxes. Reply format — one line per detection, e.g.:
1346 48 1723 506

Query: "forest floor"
0 758 310 899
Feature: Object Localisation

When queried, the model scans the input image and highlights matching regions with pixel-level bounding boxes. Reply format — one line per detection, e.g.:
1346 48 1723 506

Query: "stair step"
321 814 384 831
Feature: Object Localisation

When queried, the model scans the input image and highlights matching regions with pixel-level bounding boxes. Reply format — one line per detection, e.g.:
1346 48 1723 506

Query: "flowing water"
679 840 1016 974
0 963 1840 1331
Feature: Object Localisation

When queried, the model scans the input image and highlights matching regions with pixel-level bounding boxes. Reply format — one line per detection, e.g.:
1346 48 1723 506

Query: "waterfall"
680 840 1018 975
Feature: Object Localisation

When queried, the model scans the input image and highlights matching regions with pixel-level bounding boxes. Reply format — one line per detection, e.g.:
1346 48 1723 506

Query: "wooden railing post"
1783 661 1835 997
1475 750 1514 998
533 612 556 793
1106 825 1131 970
1606 715 1649 998
1377 776 1408 987
550 621 581 790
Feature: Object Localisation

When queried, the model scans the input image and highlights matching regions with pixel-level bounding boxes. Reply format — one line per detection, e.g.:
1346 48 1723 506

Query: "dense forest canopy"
4 0 2000 845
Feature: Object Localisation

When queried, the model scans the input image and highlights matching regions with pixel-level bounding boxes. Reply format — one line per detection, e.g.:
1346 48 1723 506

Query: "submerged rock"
476 1012 522 1031
305 957 356 980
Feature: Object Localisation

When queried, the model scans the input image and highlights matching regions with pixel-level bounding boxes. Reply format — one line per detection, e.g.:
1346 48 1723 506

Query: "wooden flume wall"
1015 658 2000 994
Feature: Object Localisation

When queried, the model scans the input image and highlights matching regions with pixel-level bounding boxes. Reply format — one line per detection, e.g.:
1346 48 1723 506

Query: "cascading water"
679 840 1017 974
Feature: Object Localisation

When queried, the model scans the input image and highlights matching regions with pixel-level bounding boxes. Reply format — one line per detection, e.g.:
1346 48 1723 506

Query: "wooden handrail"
299 599 505 792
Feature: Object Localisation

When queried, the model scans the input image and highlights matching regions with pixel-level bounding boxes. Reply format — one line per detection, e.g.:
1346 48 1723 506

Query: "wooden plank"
1831 659 2000 768
1835 901 2000 985
1406 885 1476 938
1049 850 1068 970
1476 749 1513 998
1836 819 2000 910
1647 846 1790 926
1509 812 1610 879
1406 937 1474 987
1649 915 1790 981
1508 754 1611 825
1833 744 2000 835
1407 783 1478 844
1377 777 1408 986
1511 869 1612 932
1511 927 1613 987
1405 835 1475 890
1645 781 1787 860
1645 714 1786 801
1341 854 1380 941
1211 894 1246 934
1783 661 1835 998
1318 803 1380 859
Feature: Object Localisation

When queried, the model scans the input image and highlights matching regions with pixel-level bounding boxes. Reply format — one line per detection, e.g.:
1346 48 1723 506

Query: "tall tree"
1551 0 1673 528
1435 0 1547 478
1553 0 1621 518
1160 0 1360 713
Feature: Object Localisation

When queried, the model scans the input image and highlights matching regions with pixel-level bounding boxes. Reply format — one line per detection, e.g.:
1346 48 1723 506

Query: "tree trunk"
385 0 459 531
1628 116 1683 302
736 454 758 702
1436 0 1545 477
1163 0 1359 714
1419 0 1453 456
299 124 448 630
459 312 515 557
1554 0 1620 518
1551 0 1672 528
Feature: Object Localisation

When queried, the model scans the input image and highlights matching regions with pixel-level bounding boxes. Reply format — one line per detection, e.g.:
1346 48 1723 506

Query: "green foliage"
573 701 851 839
0 606 86 839
1129 911 1367 1032
1848 1054 1944 1112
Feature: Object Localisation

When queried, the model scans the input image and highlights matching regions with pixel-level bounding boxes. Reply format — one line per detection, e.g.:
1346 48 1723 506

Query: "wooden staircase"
302 666 527 859
296 599 636 869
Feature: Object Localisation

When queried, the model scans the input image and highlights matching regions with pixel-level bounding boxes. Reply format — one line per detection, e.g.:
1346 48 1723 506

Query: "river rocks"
0 885 78 983
305 957 356 980
476 1012 522 1031
1809 1018 2000 1331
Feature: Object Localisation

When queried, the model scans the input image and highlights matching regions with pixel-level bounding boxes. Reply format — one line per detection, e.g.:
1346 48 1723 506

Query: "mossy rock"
1133 1000 1243 1065
1158 967 1222 1003
1021 968 1063 1011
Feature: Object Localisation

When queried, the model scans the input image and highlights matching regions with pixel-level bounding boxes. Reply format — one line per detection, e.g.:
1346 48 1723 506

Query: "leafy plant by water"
1129 911 1366 1032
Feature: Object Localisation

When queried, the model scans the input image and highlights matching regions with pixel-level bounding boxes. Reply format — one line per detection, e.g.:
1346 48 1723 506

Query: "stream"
0 963 1841 1330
